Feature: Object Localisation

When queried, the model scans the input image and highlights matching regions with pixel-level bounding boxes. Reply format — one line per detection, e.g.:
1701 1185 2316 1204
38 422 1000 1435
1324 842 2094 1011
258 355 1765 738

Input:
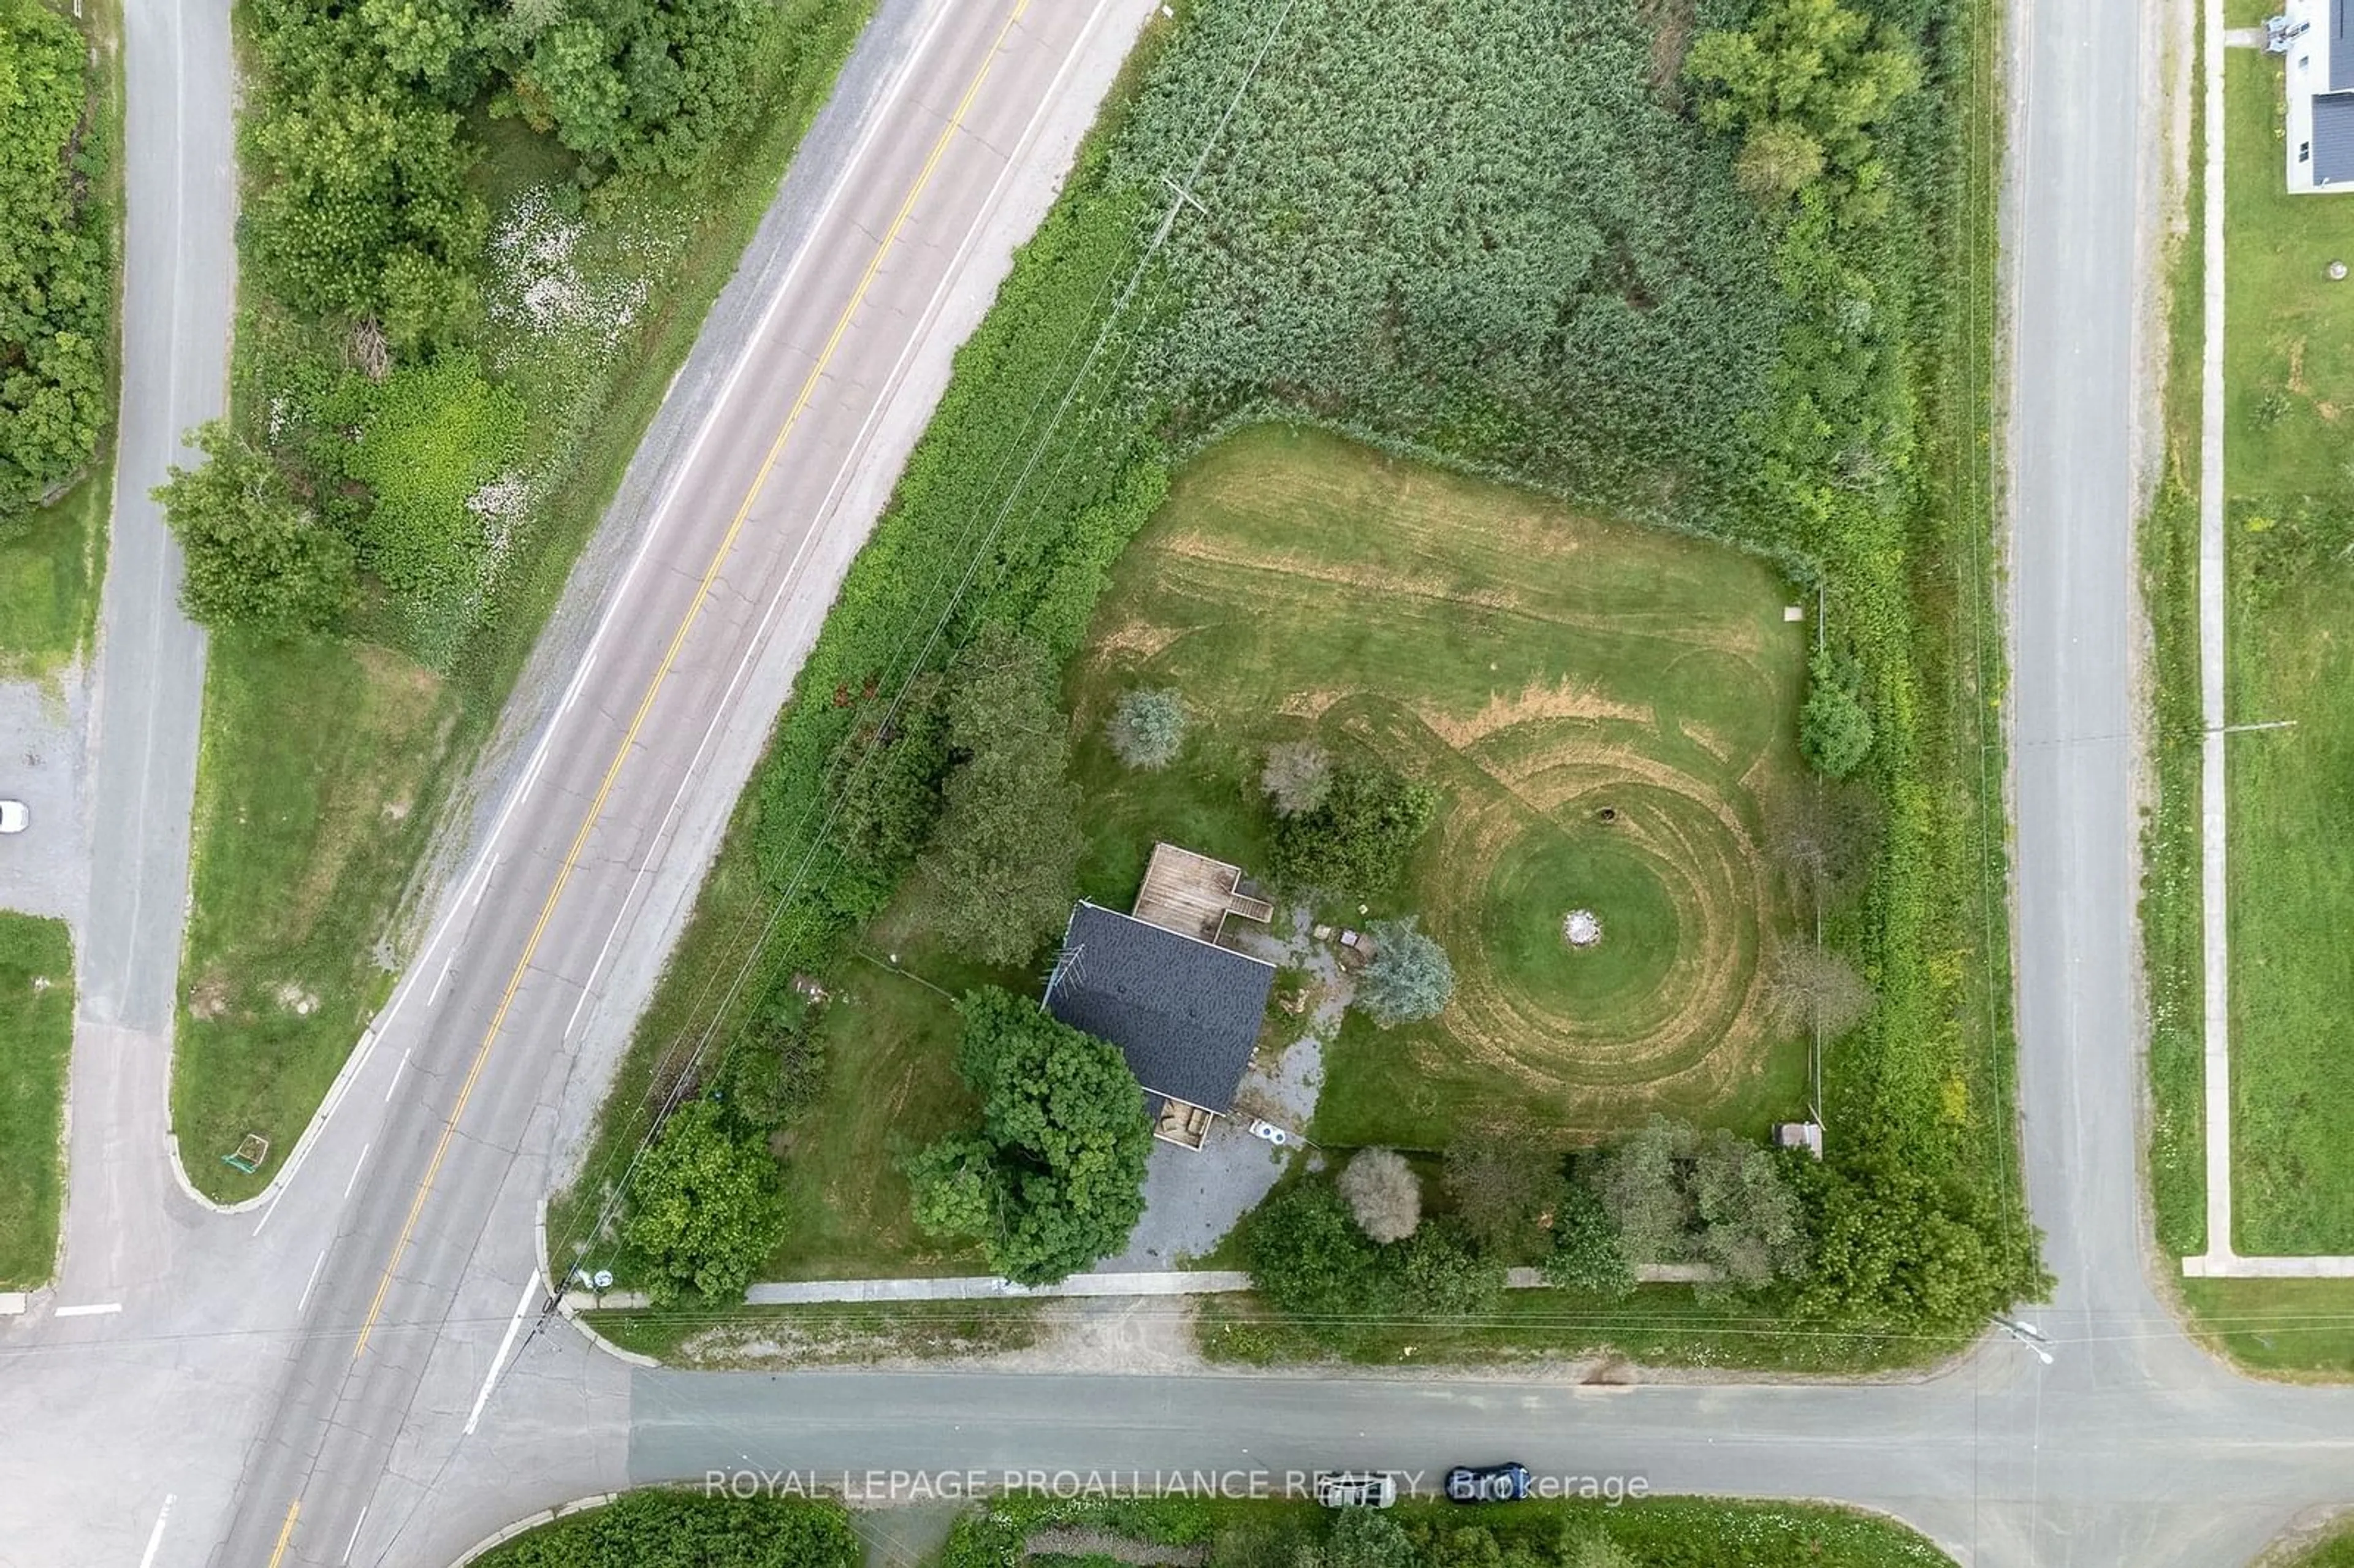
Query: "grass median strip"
0 913 74 1289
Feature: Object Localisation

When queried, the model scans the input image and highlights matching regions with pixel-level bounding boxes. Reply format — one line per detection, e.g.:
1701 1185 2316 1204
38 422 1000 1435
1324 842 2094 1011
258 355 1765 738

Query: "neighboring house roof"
2318 94 2354 185
1043 902 1275 1116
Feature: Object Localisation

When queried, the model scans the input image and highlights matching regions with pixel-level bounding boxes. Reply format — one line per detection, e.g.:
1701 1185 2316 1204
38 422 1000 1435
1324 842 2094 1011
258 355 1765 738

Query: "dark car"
1445 1463 1531 1503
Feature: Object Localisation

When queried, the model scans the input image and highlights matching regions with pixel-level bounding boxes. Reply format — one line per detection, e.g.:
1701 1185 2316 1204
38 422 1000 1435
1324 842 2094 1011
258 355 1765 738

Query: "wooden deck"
1131 843 1274 943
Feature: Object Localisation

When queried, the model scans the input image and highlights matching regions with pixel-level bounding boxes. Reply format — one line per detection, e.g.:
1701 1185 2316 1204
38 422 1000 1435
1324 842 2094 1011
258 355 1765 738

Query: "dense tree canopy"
624 1098 790 1305
156 422 357 634
1686 0 1922 214
904 987 1151 1284
1595 1117 1807 1292
914 625 1086 965
0 0 109 531
1270 764 1436 899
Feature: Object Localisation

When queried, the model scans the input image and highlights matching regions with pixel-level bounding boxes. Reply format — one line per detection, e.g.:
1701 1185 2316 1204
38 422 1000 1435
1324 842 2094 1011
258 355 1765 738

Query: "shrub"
711 991 823 1132
903 987 1150 1284
623 1099 788 1304
156 422 357 634
1105 685 1187 769
819 672 951 912
1799 647 1873 777
1763 780 1884 913
1352 916 1453 1027
913 625 1085 966
1260 739 1331 817
1270 765 1437 898
1238 1179 1392 1319
1337 1147 1421 1243
1395 1220 1505 1315
474 1490 859 1568
1309 1508 1417 1568
1542 1181 1635 1298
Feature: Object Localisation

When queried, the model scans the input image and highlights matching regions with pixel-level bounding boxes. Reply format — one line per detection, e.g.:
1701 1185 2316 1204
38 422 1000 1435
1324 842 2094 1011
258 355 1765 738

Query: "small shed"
1773 1121 1826 1160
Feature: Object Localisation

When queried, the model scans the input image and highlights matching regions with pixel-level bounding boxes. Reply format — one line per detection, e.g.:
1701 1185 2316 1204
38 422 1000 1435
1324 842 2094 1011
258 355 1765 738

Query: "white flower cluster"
486 186 651 349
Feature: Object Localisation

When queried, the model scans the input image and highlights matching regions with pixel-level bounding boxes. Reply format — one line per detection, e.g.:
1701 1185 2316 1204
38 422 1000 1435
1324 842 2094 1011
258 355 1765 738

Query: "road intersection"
7 1 2352 1567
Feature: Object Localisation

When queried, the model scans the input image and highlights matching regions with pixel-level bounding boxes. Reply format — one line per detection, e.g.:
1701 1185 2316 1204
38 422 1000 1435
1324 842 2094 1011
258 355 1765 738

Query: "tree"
623 1098 788 1304
1593 1116 1692 1267
0 0 110 531
1261 739 1332 817
1542 1181 1635 1298
1353 917 1454 1027
1592 1118 1807 1292
1395 1221 1505 1315
1338 1147 1421 1243
1791 1154 2049 1336
1444 1125 1567 1255
1104 686 1186 769
1799 647 1873 777
913 625 1086 966
820 672 951 911
156 422 356 634
1271 764 1437 897
1766 942 1875 1039
1238 1179 1392 1319
902 987 1150 1284
1686 0 1922 213
500 0 775 177
712 989 822 1132
1764 779 1883 913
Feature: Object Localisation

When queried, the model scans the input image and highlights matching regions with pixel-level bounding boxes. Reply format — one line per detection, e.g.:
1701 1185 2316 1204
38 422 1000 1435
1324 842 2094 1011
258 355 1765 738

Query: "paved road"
11 2 2353 1568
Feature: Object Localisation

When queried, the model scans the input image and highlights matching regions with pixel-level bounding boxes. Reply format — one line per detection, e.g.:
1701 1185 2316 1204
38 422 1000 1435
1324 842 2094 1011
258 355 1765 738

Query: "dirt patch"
1638 0 1699 104
272 983 320 1017
1091 618 1193 664
1416 674 1650 748
188 973 229 1021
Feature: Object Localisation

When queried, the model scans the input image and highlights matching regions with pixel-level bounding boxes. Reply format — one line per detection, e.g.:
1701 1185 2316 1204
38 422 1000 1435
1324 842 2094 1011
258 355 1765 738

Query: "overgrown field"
930 1494 1957 1568
169 0 872 1198
2208 48 2354 1255
1070 427 1812 1146
569 0 2037 1363
0 913 74 1289
0 0 118 676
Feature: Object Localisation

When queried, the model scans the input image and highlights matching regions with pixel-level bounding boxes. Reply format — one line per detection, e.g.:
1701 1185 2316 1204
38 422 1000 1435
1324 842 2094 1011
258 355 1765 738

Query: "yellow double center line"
267 2 1034 1560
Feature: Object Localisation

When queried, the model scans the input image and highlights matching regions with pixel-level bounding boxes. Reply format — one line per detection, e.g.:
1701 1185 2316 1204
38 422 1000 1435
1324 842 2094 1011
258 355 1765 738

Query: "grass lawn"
585 1296 1039 1368
1195 1282 1956 1376
2271 1515 2354 1567
172 637 458 1177
2213 48 2354 1254
0 914 74 1289
177 0 872 1201
1066 427 1813 1150
0 468 110 680
2180 1277 2354 1381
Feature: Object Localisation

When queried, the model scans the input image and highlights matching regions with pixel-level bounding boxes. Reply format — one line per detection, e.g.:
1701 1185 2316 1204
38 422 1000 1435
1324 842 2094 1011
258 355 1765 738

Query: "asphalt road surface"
9 1 2350 1567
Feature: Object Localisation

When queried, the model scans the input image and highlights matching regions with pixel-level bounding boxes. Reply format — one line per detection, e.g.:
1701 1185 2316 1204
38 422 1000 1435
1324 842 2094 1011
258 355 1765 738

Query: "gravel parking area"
0 674 90 926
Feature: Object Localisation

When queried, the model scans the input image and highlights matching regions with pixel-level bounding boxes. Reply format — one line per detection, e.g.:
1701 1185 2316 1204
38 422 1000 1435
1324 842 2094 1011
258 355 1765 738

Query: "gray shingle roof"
1043 903 1275 1115
2317 93 2354 185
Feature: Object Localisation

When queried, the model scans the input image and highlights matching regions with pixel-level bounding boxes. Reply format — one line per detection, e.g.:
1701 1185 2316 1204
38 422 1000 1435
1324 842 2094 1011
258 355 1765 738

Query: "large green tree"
156 422 357 634
498 0 774 177
913 625 1085 966
904 987 1151 1284
1686 0 1921 212
1593 1117 1807 1292
1269 764 1437 899
623 1098 789 1305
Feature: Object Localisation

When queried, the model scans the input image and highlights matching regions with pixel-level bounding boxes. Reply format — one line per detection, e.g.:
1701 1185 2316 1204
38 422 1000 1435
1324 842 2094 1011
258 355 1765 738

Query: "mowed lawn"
173 637 457 1192
2219 49 2354 1254
0 913 74 1288
1067 427 1813 1151
761 960 988 1281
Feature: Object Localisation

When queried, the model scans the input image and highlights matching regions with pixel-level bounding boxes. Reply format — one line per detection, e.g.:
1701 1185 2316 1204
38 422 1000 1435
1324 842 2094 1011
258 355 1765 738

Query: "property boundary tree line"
0 0 110 535
586 0 2044 1353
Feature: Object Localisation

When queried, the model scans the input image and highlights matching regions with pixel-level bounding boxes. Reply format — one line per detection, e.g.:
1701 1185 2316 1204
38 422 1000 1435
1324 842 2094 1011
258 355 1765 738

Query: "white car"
1314 1472 1397 1509
0 800 25 834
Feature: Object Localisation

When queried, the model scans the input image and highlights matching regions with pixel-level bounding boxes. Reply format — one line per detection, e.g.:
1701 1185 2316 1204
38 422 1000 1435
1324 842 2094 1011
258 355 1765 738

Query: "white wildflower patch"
466 470 539 587
487 186 651 350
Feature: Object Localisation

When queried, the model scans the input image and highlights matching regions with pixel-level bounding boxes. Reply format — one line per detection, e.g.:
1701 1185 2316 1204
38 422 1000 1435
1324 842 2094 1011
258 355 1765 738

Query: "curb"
446 1494 620 1568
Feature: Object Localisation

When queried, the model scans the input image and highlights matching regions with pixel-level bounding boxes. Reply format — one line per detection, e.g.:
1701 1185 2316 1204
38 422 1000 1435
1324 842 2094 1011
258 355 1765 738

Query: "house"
1043 844 1276 1149
2272 1 2354 192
